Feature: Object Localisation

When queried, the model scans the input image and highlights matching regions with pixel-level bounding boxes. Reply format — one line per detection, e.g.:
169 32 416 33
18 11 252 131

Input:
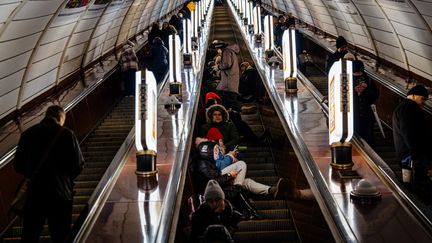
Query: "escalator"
1 97 135 242
234 113 298 242
177 4 302 243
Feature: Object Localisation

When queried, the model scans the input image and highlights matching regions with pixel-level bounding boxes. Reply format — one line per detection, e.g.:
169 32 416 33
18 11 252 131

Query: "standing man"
393 85 431 198
325 36 349 74
119 41 139 96
352 60 379 146
214 40 242 112
14 105 84 243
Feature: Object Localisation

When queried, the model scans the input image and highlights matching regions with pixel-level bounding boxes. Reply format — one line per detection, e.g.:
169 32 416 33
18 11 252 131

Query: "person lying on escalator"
191 138 299 220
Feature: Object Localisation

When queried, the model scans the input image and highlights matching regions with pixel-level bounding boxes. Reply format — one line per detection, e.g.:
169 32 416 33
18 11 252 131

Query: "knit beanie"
206 127 224 141
204 180 225 200
336 36 348 49
205 92 222 104
407 85 429 98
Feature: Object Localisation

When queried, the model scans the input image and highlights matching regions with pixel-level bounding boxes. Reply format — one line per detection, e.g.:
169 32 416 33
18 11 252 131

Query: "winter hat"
336 36 348 49
407 85 429 98
204 180 225 200
206 127 224 141
352 60 365 73
203 224 234 243
205 92 222 104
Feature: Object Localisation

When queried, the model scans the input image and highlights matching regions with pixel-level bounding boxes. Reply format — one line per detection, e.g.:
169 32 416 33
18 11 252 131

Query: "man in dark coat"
14 105 84 243
393 85 431 197
147 22 163 46
325 36 349 74
190 180 242 243
352 60 379 146
147 37 169 84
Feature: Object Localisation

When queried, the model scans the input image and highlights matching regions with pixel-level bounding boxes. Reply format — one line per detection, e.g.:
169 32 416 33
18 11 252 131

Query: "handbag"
10 127 64 216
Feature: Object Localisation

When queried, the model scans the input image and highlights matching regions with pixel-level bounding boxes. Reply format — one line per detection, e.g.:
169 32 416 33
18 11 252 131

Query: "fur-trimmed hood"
206 104 229 124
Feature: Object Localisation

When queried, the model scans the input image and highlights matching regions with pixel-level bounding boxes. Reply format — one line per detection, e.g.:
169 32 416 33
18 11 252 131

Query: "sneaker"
269 178 288 198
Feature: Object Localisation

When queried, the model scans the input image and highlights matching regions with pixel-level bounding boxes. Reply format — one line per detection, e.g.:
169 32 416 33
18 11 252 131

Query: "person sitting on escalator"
191 138 294 219
201 103 240 151
190 180 241 243
203 92 269 146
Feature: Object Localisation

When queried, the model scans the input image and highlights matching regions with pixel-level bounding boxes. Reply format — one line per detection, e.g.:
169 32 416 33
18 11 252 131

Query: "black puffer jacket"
14 118 84 201
191 142 232 195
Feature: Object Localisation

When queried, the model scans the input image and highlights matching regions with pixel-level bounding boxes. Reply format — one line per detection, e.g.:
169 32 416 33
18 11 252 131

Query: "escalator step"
238 219 294 231
252 200 287 210
234 230 298 243
247 169 276 177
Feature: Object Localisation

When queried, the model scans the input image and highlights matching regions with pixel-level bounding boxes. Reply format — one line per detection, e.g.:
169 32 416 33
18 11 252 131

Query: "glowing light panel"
282 28 297 79
169 34 182 83
135 70 158 152
328 59 354 145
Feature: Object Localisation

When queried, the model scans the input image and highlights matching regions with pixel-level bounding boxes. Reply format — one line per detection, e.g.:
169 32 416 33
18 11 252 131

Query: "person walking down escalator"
147 37 169 84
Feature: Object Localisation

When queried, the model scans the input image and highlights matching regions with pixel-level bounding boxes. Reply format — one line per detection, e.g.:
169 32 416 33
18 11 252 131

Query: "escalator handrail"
155 5 215 243
226 1 357 242
296 67 432 234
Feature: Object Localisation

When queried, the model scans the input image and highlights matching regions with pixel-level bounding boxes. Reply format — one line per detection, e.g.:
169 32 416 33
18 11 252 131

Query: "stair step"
234 230 298 243
238 219 294 231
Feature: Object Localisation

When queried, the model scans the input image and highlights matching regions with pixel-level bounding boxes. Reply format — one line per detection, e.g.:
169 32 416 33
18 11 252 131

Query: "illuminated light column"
169 34 182 101
253 5 262 42
328 58 354 169
135 70 158 176
183 19 192 65
192 7 199 48
282 28 298 93
242 0 248 25
264 15 274 59
239 0 244 19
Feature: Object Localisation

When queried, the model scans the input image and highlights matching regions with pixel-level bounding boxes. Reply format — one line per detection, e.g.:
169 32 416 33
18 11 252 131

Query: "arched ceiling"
264 0 432 81
1 0 432 123
0 0 186 121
